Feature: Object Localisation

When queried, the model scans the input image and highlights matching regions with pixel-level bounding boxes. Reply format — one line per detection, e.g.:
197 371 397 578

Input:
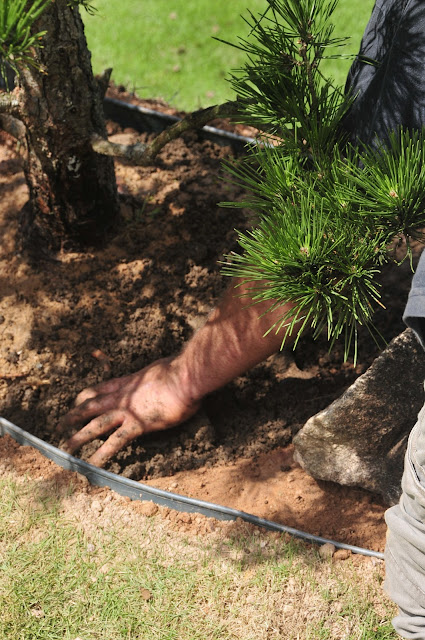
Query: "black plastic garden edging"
103 97 258 153
0 416 384 560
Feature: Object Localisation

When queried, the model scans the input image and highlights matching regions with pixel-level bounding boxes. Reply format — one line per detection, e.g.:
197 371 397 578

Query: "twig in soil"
0 114 26 141
0 372 30 380
91 100 239 166
91 348 112 372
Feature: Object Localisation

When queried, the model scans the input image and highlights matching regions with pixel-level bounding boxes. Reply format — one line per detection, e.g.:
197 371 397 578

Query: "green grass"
83 0 375 111
0 472 398 640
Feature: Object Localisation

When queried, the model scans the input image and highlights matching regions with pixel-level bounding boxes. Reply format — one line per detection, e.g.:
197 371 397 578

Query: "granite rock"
293 329 425 505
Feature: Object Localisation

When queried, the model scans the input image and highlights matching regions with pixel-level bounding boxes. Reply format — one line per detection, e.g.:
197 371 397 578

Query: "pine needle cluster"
0 0 51 77
0 0 97 82
220 0 425 359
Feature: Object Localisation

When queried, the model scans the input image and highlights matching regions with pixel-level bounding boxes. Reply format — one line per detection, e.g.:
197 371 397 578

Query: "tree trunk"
16 0 118 253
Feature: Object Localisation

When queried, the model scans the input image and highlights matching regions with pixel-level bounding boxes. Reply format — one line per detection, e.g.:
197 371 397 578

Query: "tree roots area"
0 92 417 552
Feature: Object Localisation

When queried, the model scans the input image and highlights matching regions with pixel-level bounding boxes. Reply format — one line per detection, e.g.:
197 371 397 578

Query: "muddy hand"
57 358 200 467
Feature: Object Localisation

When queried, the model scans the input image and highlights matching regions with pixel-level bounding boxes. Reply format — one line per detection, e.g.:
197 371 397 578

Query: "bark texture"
16 0 118 252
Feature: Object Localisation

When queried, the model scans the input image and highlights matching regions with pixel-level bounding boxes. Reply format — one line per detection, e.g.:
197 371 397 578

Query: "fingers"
88 421 144 467
74 375 132 407
58 392 125 432
62 409 127 455
57 359 177 466
63 411 144 468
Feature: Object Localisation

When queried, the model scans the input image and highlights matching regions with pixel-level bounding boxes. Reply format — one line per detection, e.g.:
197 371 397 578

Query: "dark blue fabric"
343 0 425 145
341 0 425 344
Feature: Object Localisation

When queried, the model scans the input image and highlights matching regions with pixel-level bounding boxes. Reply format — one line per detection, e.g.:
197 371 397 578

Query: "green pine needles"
220 0 425 360
216 0 351 154
0 0 97 82
0 0 52 76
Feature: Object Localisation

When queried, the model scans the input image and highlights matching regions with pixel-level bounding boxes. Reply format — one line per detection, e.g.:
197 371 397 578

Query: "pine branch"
91 100 239 166
96 68 113 99
0 113 26 139
0 91 21 117
90 134 148 164
217 0 385 360
298 38 318 122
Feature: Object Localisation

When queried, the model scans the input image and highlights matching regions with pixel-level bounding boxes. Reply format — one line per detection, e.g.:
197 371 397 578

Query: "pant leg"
385 403 425 639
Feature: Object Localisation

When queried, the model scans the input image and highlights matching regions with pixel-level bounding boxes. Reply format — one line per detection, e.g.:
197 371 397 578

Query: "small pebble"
140 588 153 601
334 549 351 561
77 473 90 487
139 501 158 517
91 499 103 513
319 542 336 559
177 512 192 524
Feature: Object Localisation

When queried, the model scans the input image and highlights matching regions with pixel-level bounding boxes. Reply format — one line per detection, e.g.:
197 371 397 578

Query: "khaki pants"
385 402 425 638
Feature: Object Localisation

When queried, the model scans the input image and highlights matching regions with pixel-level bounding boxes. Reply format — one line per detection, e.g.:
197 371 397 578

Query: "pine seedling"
220 0 425 359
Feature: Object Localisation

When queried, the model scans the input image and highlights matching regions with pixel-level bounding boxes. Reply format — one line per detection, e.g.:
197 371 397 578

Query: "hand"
58 357 200 467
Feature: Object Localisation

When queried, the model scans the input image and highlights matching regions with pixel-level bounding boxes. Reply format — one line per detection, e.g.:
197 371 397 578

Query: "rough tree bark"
15 0 118 253
0 1 243 253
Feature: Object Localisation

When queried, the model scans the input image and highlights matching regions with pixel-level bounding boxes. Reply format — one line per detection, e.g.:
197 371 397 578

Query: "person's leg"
385 399 425 638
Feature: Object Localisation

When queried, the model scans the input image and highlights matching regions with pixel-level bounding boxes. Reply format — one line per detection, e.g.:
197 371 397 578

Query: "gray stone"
293 329 425 505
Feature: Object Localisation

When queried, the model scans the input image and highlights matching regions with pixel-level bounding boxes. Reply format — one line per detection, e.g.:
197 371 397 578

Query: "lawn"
83 0 375 111
0 467 397 640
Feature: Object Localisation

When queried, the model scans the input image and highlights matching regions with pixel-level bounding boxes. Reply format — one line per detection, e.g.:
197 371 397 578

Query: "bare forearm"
170 279 296 404
60 278 296 465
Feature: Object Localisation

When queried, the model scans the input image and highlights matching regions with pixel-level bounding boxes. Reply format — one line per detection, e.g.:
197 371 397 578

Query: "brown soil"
0 91 417 553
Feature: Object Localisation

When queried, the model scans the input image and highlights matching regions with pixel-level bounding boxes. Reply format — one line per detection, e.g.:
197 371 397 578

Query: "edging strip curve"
0 416 384 560
103 98 259 152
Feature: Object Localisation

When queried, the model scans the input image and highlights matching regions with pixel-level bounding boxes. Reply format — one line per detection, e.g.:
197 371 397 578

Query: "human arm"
59 278 298 467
